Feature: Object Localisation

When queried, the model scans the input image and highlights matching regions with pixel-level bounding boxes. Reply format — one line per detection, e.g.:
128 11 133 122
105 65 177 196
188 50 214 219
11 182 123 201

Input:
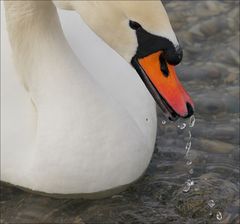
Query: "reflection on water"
1 1 239 223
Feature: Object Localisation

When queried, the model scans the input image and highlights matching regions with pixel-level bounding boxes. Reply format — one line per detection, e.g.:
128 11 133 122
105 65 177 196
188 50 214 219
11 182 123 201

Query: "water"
185 141 192 156
180 116 232 222
189 116 196 128
189 169 194 175
216 211 223 221
183 179 194 193
177 122 187 130
181 117 195 197
184 119 194 178
208 200 215 208
188 130 192 140
1 1 239 223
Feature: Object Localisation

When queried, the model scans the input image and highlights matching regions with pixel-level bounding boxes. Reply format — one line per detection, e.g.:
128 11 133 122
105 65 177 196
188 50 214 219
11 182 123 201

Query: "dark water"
1 1 239 224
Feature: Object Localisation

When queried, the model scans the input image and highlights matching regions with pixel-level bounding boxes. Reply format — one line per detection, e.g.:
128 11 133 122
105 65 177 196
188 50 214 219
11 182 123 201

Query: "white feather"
1 0 179 195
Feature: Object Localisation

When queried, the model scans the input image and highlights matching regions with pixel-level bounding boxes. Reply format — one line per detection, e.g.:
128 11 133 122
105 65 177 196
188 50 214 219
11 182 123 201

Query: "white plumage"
1 1 178 196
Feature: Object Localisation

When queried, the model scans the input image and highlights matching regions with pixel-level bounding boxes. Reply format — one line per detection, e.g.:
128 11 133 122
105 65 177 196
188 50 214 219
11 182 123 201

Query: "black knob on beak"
129 20 183 65
164 46 183 65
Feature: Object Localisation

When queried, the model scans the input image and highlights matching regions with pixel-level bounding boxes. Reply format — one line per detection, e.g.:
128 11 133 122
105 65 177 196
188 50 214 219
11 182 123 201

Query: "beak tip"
184 102 194 118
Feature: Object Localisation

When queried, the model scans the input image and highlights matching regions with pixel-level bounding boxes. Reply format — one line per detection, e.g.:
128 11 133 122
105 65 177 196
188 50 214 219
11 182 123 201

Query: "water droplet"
182 179 194 193
188 130 192 140
182 184 191 193
186 160 192 166
208 200 215 208
185 141 192 156
216 211 223 220
177 122 186 130
185 141 191 151
189 115 196 128
186 179 194 186
162 120 166 125
189 168 194 174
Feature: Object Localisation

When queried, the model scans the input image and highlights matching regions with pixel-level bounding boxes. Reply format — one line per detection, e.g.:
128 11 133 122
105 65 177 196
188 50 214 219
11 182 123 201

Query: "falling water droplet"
188 179 194 186
208 200 215 208
177 122 186 130
182 184 191 193
189 115 196 128
185 141 192 151
185 141 192 156
182 179 194 193
162 120 166 125
189 168 194 174
216 211 223 220
209 211 213 216
188 130 192 140
182 117 196 196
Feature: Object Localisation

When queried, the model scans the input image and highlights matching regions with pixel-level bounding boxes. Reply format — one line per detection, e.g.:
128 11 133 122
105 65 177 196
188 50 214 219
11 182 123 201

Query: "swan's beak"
131 51 194 121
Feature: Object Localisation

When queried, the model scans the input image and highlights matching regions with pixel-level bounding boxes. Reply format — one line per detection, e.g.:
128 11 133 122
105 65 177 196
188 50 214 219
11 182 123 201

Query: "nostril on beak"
185 102 194 118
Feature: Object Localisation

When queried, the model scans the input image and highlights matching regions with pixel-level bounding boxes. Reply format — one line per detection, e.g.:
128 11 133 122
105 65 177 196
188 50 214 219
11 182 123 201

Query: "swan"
1 0 194 197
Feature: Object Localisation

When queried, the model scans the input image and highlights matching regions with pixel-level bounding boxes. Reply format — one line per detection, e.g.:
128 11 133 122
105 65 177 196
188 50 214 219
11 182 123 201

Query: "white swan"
1 1 194 197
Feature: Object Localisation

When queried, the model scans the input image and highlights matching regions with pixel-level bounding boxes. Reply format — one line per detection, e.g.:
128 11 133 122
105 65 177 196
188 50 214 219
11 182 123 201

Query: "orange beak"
132 51 194 120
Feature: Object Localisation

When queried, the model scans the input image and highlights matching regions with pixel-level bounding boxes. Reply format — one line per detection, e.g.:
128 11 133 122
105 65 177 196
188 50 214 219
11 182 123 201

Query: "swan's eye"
129 20 142 30
159 54 169 77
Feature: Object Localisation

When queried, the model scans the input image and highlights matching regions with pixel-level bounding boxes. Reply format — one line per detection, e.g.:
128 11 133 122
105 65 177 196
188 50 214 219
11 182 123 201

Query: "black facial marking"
159 54 169 77
129 20 142 30
129 21 187 121
129 21 183 65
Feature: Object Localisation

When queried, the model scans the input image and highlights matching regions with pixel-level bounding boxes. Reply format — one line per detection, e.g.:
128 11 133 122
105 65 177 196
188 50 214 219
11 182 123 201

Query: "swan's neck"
4 1 75 91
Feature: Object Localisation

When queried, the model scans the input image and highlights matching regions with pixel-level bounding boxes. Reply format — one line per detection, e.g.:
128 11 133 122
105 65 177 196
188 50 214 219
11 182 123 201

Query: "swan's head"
56 0 194 120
